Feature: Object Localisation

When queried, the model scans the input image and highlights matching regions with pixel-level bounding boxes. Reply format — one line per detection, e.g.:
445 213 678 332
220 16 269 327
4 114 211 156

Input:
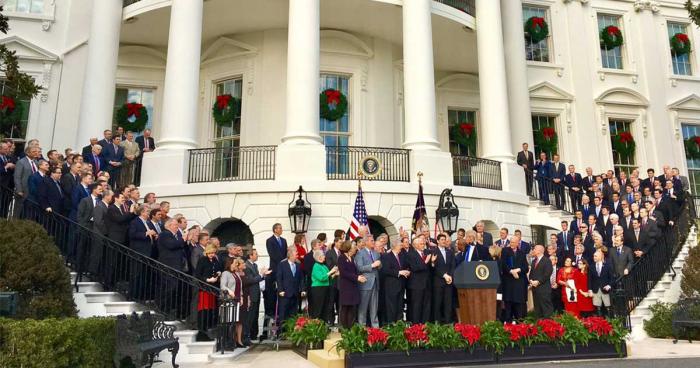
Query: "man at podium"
455 230 492 267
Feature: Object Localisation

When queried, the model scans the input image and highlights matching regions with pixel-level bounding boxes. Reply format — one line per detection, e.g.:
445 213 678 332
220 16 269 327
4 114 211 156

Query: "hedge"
0 317 116 368
644 302 700 340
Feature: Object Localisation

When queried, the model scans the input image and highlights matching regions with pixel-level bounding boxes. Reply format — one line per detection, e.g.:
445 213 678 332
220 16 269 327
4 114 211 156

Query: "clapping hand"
358 275 367 283
399 270 410 278
371 260 381 268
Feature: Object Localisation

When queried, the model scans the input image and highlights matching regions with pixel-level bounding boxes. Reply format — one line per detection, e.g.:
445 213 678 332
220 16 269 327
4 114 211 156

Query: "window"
4 0 44 14
320 74 350 175
213 78 243 178
598 14 624 70
113 87 155 133
522 5 550 62
531 115 557 158
448 109 477 157
0 80 31 141
682 124 700 194
668 22 692 76
609 119 636 176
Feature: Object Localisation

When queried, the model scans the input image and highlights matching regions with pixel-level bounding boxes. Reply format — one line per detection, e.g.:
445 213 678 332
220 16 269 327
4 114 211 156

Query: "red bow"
126 103 143 118
0 95 15 111
693 136 700 147
324 89 341 105
675 33 689 44
531 17 545 28
618 131 633 143
605 26 620 36
216 95 232 110
542 127 556 140
459 123 474 137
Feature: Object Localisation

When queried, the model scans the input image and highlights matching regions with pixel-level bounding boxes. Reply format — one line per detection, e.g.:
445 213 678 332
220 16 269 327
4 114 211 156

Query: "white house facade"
3 0 700 261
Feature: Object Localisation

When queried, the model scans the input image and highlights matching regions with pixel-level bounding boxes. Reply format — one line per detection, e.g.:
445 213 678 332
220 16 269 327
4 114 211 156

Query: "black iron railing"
188 145 276 184
0 186 223 341
610 193 694 329
435 0 476 17
525 169 577 215
692 195 700 219
452 156 502 190
326 146 410 182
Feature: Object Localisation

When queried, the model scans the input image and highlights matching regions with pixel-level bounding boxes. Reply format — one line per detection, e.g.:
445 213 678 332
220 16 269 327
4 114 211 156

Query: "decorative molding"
563 0 589 4
246 58 255 96
671 110 680 140
0 35 59 62
320 30 374 59
528 81 574 101
668 94 700 112
360 65 369 92
639 109 648 138
671 78 678 87
633 0 660 13
595 87 650 107
201 36 259 66
599 105 607 135
565 102 573 133
40 62 52 102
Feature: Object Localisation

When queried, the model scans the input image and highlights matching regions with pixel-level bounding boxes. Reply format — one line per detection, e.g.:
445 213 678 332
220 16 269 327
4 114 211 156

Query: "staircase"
528 198 571 230
629 226 698 340
71 272 249 365
307 332 344 368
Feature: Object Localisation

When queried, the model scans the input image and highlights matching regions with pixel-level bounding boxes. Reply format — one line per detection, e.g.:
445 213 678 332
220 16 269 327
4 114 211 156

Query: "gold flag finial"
357 170 364 188
417 171 423 184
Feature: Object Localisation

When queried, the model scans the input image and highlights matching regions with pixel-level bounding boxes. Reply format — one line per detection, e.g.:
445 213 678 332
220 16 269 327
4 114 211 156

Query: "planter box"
292 342 319 359
498 341 626 364
345 348 494 368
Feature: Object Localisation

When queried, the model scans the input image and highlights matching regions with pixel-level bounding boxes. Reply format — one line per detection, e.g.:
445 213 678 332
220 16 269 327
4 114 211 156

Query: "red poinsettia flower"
542 127 556 140
605 25 621 36
454 323 481 345
459 123 475 137
503 323 537 342
537 319 566 340
618 131 633 143
216 94 232 110
582 316 613 336
324 89 342 105
294 316 309 331
693 136 700 147
531 16 545 28
125 102 144 118
675 33 690 44
366 327 389 347
0 95 16 111
404 324 429 345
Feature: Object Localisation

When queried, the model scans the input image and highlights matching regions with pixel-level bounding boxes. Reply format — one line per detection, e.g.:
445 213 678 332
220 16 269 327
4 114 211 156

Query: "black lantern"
436 188 459 235
288 186 312 234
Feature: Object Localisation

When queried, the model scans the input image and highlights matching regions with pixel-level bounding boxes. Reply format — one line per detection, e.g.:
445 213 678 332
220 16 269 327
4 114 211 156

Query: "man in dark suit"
581 168 596 198
81 138 99 158
158 218 187 316
243 249 269 344
264 223 287 327
501 234 530 322
529 244 554 318
641 168 656 192
134 129 155 186
75 184 103 282
431 233 455 323
102 135 125 188
60 162 81 214
324 238 342 325
86 144 105 177
455 230 492 268
98 129 112 149
70 173 93 220
609 192 624 218
13 146 40 218
381 240 409 324
534 152 552 205
589 251 614 316
128 205 158 299
625 218 652 259
38 166 66 216
516 142 535 196
406 235 432 324
556 221 574 256
277 246 305 323
570 210 585 235
474 221 494 247
550 154 566 210
0 141 16 217
608 238 634 278
565 165 583 211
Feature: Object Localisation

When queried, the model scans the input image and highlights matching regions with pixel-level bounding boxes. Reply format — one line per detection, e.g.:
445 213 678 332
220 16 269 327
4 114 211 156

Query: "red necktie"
30 159 37 173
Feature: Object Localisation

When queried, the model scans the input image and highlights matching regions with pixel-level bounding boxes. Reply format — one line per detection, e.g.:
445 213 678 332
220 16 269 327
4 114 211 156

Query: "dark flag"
412 181 428 235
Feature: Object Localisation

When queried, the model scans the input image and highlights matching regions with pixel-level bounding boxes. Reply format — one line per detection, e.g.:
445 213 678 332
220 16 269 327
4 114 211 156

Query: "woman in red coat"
557 257 579 317
294 233 308 272
576 259 595 316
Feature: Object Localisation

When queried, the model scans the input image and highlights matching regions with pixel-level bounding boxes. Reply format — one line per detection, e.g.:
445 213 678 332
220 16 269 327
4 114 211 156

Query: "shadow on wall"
205 217 254 249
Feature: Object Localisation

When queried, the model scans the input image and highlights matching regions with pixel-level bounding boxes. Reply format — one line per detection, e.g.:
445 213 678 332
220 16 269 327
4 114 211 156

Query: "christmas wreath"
524 16 549 44
534 127 558 155
611 131 635 160
451 122 477 154
600 25 624 49
115 102 148 132
0 95 23 125
685 136 700 160
319 88 348 121
212 94 241 127
670 33 691 56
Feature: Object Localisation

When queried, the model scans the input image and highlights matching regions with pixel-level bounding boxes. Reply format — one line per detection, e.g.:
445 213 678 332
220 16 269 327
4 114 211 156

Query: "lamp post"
436 188 459 236
288 186 312 234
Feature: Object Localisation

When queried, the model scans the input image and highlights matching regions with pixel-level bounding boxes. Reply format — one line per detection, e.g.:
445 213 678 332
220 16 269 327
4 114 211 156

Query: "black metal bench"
672 297 700 343
114 311 180 367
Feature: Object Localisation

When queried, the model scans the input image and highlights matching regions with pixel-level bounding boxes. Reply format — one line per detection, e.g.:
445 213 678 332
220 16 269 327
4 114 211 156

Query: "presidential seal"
360 156 381 178
475 263 490 281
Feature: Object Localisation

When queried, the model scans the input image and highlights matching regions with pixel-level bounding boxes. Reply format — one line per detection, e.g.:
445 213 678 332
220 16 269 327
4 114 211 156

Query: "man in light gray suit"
12 146 40 218
608 235 634 278
355 237 381 327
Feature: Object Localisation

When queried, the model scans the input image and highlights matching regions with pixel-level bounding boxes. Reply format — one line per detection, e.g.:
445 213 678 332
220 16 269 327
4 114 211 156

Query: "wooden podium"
454 261 500 325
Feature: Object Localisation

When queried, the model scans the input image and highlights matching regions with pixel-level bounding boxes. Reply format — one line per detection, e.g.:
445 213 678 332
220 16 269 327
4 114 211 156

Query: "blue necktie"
291 262 296 277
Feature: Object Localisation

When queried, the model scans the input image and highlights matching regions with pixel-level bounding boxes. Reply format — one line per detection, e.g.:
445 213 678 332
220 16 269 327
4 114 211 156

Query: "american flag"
349 185 368 240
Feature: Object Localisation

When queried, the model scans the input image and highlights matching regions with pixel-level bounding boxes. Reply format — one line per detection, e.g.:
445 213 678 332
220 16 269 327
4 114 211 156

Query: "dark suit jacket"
86 153 105 175
582 176 596 192
455 243 491 268
478 231 494 247
157 230 185 271
77 195 97 228
564 173 583 190
551 162 566 182
70 184 90 220
128 217 154 257
27 172 45 200
81 145 93 159
406 248 430 290
135 135 156 153
266 235 288 278
557 231 575 252
380 251 407 293
516 150 534 170
624 228 652 254
277 259 303 297
337 254 360 306
38 177 65 215
60 172 79 211
98 139 111 149
501 247 530 303
93 201 109 235
608 246 634 278
431 247 455 283
589 262 614 293
0 154 14 188
534 160 552 179
243 260 263 302
105 204 135 244
530 256 553 297
102 144 124 167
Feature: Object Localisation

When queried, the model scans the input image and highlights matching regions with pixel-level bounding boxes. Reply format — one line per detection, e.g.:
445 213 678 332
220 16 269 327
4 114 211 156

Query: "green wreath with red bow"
524 16 549 44
670 33 691 56
319 88 348 121
115 102 148 132
600 25 624 49
0 95 23 126
685 136 700 160
212 94 241 127
451 122 477 154
611 131 635 160
534 127 558 155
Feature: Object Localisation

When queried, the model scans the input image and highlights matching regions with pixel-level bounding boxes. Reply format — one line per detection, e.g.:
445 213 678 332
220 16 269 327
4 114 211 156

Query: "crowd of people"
0 134 690 350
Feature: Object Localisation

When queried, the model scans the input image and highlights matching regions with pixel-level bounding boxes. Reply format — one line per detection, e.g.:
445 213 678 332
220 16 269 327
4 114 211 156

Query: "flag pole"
357 170 363 189
417 171 423 185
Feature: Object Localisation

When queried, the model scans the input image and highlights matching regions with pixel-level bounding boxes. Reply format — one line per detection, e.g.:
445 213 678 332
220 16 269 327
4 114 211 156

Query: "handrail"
188 145 276 183
451 155 502 190
525 168 576 215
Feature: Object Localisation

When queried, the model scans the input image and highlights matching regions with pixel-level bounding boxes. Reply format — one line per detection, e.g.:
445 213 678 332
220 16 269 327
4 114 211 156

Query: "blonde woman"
221 257 247 348
194 244 222 341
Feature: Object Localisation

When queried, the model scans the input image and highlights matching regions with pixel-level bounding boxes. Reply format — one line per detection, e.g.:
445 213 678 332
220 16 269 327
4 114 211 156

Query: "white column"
281 0 322 145
401 0 439 150
157 0 203 150
476 0 514 162
76 0 122 148
501 0 534 150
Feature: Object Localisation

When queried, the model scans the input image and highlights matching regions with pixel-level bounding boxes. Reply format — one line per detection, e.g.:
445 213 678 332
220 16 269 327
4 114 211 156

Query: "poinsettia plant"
404 323 429 349
366 327 389 351
425 322 461 351
504 322 538 353
685 136 700 160
282 315 329 348
535 319 566 346
454 323 481 352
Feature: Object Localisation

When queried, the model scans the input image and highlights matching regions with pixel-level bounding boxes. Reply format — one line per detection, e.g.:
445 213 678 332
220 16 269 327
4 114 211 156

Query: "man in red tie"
12 145 41 218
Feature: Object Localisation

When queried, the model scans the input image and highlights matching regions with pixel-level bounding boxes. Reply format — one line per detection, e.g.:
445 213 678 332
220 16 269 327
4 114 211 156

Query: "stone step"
186 341 217 355
208 347 249 362
174 330 198 345
76 282 103 293
639 297 659 308
630 315 645 327
84 292 124 303
323 334 343 358
308 349 344 368
104 301 142 315
649 288 665 299
631 305 650 317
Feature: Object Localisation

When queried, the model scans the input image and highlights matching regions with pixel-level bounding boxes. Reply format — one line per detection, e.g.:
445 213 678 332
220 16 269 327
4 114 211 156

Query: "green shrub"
644 302 700 340
0 317 116 368
0 220 76 318
681 240 700 298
